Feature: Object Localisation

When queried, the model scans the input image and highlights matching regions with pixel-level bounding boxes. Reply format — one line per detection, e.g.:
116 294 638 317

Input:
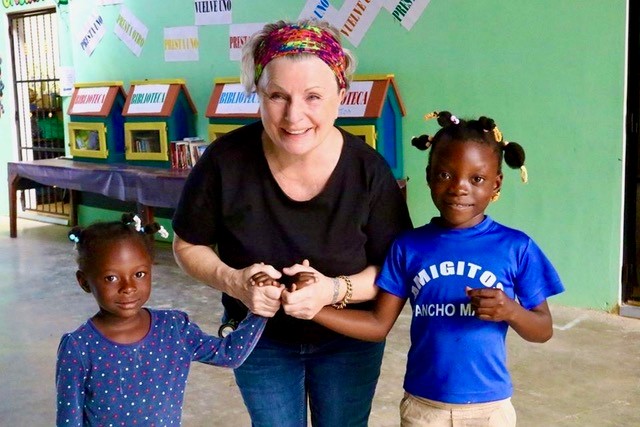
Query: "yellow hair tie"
493 126 503 144
520 166 528 183
424 111 438 121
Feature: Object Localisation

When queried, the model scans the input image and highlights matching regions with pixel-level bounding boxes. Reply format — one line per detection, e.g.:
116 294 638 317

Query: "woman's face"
258 55 345 156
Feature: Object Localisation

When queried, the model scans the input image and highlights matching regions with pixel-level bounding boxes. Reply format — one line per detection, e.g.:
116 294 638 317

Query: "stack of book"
170 137 209 169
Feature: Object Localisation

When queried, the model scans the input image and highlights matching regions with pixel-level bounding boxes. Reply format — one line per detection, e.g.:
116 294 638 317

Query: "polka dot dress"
56 309 266 426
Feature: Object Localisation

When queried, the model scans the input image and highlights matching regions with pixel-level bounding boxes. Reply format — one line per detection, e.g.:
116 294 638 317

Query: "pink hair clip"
450 115 460 124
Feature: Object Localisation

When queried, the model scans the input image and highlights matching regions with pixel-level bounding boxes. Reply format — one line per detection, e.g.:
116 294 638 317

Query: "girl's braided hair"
68 213 165 270
411 111 528 183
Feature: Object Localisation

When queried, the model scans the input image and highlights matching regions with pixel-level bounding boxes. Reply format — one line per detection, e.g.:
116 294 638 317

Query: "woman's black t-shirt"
172 121 412 344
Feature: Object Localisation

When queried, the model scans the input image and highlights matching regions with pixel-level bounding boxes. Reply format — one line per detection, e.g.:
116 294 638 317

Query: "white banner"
298 0 340 24
335 0 384 47
384 0 431 30
164 26 200 62
194 0 232 25
114 6 148 57
77 11 106 57
228 23 264 61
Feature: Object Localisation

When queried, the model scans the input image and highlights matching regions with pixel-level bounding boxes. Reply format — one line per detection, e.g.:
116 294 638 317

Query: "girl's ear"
76 271 91 293
425 166 431 185
494 173 503 193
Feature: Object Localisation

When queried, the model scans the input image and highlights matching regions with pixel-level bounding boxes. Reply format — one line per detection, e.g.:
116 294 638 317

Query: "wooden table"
8 158 190 237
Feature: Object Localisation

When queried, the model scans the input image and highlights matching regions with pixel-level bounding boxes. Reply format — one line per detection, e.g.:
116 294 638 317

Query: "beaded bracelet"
332 275 352 310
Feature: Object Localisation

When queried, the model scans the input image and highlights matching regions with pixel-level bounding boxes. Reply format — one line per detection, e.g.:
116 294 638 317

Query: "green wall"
0 0 628 310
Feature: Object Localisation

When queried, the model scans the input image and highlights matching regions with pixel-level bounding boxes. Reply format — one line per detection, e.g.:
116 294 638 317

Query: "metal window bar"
10 9 69 219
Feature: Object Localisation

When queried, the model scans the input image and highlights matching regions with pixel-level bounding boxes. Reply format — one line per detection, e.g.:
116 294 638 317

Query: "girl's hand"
233 263 284 317
466 286 517 322
280 261 331 320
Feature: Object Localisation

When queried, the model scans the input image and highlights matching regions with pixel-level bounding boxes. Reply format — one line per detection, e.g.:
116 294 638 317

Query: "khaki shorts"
400 392 517 427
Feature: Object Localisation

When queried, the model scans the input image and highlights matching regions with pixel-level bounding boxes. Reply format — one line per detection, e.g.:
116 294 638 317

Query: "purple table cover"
8 158 190 209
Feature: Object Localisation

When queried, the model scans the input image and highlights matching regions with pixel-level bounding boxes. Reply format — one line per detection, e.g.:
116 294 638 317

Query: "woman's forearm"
337 264 380 304
172 233 239 297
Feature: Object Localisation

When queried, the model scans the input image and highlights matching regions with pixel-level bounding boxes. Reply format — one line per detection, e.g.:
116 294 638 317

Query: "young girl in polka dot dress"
56 214 266 426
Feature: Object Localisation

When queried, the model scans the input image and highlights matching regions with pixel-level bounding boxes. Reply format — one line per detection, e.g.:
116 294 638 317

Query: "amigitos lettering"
411 260 504 299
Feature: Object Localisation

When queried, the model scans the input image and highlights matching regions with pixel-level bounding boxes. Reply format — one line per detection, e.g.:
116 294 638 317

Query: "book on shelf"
169 137 210 169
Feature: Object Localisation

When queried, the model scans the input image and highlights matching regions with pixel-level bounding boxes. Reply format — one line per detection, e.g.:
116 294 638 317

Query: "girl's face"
427 140 502 229
258 55 345 157
77 238 152 323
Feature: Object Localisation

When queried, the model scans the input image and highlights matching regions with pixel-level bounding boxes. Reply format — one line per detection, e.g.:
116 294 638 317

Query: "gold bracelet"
332 275 352 310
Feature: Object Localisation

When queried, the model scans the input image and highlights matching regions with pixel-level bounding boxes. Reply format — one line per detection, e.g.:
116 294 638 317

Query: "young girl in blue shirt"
56 214 266 426
306 111 565 426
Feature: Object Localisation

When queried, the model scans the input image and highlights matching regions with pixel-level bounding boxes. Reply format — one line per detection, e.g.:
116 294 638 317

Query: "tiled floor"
1 218 640 426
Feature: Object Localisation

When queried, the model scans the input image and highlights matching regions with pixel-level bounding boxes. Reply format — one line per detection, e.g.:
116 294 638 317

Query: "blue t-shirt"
56 309 265 426
377 216 564 404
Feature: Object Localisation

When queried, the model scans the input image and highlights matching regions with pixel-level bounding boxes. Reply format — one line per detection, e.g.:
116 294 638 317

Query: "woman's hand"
280 261 332 320
231 263 285 318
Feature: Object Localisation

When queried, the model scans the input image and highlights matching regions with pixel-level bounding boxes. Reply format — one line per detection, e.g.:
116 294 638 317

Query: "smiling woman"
171 18 413 427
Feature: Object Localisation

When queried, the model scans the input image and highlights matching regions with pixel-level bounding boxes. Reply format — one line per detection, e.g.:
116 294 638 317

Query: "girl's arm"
189 312 267 368
313 290 407 342
56 335 86 426
466 287 553 343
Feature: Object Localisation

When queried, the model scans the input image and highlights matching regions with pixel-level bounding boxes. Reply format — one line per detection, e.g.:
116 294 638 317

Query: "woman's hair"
68 213 161 271
411 111 527 182
240 18 357 94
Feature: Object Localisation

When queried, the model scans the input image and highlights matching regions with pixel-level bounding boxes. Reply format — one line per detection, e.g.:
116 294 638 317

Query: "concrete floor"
1 217 640 426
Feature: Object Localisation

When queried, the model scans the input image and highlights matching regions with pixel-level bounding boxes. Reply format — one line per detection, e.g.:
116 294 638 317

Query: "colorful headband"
254 23 347 89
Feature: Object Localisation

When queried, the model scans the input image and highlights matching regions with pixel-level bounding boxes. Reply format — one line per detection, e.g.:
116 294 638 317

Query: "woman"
172 19 412 426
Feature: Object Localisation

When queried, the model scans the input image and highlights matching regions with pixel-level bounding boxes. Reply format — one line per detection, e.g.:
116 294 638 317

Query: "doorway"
622 0 640 316
8 7 70 222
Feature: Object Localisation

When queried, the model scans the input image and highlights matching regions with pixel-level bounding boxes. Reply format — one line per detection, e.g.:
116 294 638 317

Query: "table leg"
69 190 78 227
9 173 19 238
137 203 155 226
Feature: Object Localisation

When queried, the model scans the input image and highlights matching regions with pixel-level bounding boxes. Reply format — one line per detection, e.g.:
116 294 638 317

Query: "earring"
491 191 501 203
